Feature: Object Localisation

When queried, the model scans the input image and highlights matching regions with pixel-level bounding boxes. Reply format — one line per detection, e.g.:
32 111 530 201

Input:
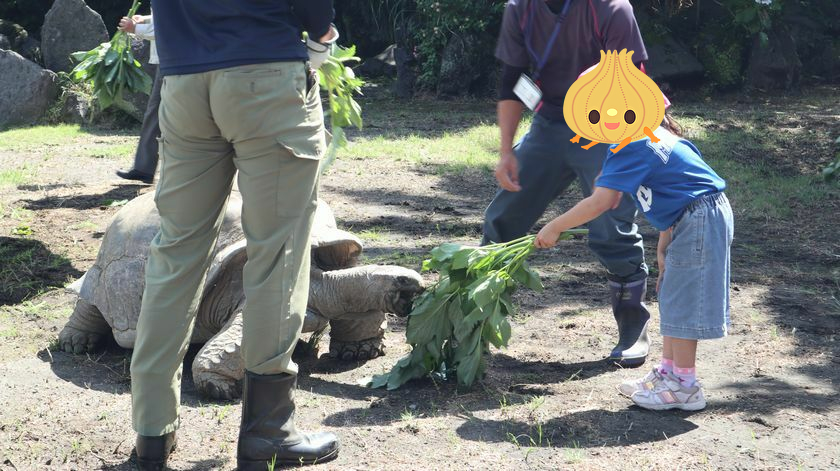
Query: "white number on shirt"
636 185 653 212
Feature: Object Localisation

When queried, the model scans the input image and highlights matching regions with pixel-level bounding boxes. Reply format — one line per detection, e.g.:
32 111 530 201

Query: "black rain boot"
608 279 651 367
116 168 154 184
237 371 340 469
135 431 176 471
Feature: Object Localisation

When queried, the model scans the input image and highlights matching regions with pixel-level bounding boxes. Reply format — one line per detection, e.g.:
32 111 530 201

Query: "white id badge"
513 74 542 110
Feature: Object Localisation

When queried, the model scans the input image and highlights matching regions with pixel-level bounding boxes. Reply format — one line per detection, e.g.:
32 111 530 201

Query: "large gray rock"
0 50 59 129
438 33 479 97
60 91 92 124
41 0 109 73
746 27 802 90
645 36 704 82
357 44 397 79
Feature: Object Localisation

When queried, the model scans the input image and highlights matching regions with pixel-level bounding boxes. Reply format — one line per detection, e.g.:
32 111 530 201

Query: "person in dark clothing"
487 0 653 367
130 1 339 469
115 13 158 185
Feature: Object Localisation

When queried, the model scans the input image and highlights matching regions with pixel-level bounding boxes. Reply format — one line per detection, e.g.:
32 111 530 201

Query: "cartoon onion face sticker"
563 49 665 153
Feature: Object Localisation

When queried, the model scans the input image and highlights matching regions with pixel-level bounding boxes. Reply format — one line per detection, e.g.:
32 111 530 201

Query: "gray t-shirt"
496 0 648 120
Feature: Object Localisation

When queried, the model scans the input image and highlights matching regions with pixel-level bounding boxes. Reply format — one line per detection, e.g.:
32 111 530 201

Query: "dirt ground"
0 86 839 470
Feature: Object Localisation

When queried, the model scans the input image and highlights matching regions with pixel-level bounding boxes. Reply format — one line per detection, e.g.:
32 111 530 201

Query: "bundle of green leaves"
69 0 151 112
317 44 364 174
370 231 586 390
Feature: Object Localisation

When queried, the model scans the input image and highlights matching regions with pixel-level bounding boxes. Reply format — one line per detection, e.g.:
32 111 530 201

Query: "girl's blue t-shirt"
595 127 726 231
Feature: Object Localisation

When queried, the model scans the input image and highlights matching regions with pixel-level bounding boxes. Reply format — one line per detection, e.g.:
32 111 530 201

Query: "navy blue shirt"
150 0 334 76
596 128 726 230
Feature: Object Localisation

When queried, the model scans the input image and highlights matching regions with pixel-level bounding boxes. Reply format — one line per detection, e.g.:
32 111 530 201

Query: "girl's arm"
535 187 622 248
656 229 672 292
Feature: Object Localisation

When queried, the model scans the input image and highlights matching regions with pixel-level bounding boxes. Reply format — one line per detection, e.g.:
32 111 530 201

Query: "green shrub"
412 0 505 91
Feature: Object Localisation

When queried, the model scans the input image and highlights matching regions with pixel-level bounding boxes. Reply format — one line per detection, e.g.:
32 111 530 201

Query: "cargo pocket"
276 76 326 161
667 209 705 268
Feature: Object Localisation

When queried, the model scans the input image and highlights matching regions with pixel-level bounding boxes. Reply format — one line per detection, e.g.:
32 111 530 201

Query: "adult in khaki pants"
130 1 339 469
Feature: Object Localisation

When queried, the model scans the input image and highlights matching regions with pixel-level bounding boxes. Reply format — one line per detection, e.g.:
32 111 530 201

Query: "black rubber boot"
116 168 154 184
135 431 176 471
237 371 340 469
608 279 651 367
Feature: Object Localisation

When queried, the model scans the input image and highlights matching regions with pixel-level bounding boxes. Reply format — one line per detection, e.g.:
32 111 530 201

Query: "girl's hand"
534 224 561 248
118 17 136 33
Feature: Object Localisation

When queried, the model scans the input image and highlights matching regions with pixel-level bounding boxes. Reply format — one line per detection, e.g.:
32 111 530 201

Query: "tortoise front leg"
328 312 387 361
59 298 111 354
192 311 244 400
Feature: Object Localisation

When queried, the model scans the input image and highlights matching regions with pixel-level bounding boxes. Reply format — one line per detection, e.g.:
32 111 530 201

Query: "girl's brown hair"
662 110 684 137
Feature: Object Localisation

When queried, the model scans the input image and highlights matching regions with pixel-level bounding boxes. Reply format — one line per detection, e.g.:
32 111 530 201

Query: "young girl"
534 113 734 411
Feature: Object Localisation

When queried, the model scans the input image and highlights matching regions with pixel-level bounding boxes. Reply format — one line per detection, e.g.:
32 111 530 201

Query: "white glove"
307 24 339 69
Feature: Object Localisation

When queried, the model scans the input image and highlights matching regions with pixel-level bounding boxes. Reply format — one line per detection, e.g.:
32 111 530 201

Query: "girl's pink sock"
659 358 674 375
673 366 696 387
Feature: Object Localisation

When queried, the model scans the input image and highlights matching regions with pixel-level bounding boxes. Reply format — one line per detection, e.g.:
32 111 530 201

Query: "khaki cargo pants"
130 62 325 436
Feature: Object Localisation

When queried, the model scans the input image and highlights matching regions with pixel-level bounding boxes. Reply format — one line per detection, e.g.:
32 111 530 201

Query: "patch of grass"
357 225 389 242
214 404 232 424
345 120 529 175
0 326 19 338
70 220 99 231
680 116 837 220
0 124 86 151
0 167 33 188
10 207 34 222
11 224 33 236
361 251 423 268
86 143 135 159
16 300 71 321
563 440 585 464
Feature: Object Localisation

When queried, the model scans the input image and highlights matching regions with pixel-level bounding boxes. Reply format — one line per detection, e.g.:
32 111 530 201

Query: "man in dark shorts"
486 0 652 367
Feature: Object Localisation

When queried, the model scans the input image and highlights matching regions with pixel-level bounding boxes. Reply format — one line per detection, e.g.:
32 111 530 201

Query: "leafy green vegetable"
370 230 587 390
68 0 152 114
317 44 365 174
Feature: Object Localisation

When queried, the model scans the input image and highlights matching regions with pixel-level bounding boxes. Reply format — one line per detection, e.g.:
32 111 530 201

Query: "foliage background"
1 0 838 93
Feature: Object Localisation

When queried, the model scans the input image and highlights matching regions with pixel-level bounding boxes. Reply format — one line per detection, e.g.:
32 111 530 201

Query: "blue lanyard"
524 0 573 81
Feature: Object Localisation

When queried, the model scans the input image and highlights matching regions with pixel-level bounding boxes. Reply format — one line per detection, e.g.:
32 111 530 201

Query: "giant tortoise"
59 190 423 399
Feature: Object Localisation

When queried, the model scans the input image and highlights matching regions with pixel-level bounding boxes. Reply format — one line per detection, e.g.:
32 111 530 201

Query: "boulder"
0 20 27 49
0 50 59 129
394 45 417 99
41 0 109 73
0 34 9 51
0 20 41 64
18 37 42 65
356 44 397 79
746 26 802 90
60 91 92 124
437 33 479 97
645 35 704 82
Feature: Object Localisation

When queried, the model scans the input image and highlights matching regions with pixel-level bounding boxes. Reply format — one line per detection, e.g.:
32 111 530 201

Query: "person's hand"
307 24 339 69
118 16 136 33
495 149 521 192
534 223 560 249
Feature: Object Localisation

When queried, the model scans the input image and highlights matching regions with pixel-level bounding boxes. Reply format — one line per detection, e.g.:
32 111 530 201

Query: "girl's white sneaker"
618 367 664 397
630 373 707 411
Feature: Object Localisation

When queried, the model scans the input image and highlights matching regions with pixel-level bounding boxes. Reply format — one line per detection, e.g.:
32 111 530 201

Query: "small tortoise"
59 190 423 399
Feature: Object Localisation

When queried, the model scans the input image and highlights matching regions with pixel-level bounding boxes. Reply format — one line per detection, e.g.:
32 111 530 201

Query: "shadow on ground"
0 236 83 305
